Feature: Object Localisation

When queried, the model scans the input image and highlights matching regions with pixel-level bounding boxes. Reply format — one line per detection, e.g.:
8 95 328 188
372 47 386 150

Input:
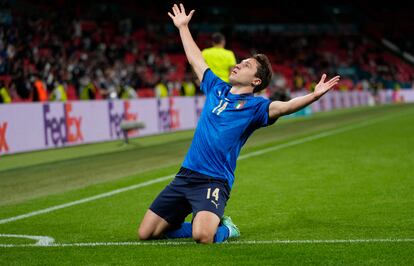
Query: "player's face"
229 58 261 88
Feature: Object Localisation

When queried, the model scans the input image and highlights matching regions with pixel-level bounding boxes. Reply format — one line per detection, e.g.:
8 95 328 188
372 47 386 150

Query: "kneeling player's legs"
192 211 220 243
138 178 191 240
188 179 231 243
138 209 170 240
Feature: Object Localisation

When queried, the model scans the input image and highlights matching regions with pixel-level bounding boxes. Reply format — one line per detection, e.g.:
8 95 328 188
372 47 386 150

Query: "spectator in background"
269 73 290 101
120 83 138 99
202 32 236 83
167 80 182 96
155 78 168 98
32 75 48 102
181 73 196 96
49 81 68 102
80 79 98 100
0 81 11 103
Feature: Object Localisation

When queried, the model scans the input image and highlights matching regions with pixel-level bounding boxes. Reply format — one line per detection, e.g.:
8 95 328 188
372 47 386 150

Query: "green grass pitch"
0 103 413 265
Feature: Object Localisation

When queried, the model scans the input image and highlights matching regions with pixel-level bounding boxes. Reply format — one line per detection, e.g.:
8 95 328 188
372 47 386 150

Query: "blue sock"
213 225 230 243
165 222 230 243
165 222 192 239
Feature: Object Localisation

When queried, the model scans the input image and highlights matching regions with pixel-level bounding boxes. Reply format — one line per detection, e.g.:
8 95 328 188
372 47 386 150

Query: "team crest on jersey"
235 100 246 109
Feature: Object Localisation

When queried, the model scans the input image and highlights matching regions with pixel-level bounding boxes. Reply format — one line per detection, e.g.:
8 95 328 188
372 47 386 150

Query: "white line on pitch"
238 114 394 160
0 175 175 225
1 238 414 248
0 112 402 225
0 234 54 246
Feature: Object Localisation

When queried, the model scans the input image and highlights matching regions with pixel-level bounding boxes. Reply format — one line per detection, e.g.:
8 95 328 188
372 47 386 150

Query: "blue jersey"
182 69 276 189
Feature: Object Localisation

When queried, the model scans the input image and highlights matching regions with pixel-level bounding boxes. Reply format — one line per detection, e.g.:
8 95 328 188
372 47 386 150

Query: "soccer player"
202 32 237 82
138 3 340 244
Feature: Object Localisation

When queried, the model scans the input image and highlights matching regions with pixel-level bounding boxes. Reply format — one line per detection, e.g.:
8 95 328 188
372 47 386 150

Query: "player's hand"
168 3 195 29
313 74 341 99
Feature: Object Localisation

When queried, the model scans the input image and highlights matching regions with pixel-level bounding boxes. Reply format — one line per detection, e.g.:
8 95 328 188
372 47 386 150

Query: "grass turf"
0 103 413 265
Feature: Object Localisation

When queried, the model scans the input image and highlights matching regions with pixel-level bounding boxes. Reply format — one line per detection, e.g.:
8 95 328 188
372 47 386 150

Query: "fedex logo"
108 101 139 138
43 103 83 146
158 97 180 132
0 122 9 153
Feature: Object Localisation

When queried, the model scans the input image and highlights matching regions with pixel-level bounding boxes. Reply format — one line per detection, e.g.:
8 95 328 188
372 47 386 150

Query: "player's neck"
230 85 254 95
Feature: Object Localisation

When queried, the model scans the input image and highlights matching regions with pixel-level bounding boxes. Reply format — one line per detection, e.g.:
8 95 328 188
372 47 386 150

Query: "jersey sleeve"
254 98 278 128
200 68 226 95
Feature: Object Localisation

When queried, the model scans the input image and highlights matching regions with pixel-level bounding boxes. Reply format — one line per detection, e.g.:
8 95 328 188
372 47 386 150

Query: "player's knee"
192 229 214 244
137 225 151 240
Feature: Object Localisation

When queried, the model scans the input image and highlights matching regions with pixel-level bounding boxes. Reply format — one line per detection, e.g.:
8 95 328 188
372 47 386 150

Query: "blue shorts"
149 167 230 227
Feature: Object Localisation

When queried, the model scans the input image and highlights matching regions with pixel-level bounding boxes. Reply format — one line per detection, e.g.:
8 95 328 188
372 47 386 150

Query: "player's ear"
252 78 262 87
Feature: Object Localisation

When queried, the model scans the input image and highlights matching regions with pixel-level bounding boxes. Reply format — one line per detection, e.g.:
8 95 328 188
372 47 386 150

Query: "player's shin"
165 222 192 239
213 225 230 243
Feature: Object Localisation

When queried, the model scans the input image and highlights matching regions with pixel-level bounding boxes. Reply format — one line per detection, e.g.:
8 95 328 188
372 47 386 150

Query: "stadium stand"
0 0 412 102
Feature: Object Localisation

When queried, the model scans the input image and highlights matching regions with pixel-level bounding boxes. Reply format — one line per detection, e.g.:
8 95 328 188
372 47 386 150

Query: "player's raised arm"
269 74 340 119
168 3 208 81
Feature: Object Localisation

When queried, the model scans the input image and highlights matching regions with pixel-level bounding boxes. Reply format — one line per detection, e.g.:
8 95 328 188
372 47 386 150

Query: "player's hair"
252 54 273 93
212 32 225 45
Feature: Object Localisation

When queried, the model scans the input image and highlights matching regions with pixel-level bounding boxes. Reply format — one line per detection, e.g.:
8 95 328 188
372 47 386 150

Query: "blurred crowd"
0 1 413 103
0 14 200 103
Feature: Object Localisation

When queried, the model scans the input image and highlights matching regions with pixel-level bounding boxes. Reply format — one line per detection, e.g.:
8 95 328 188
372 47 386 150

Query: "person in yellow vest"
80 82 97 100
0 81 11 103
181 78 196 96
201 32 236 83
49 82 68 102
294 72 304 90
155 79 168 98
120 84 138 99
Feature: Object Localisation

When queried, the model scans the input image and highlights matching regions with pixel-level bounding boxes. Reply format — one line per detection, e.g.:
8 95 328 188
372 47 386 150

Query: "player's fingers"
167 12 174 19
180 3 186 14
172 4 179 15
327 76 340 85
319 73 327 84
329 81 339 87
327 80 339 87
327 80 339 88
328 75 340 82
188 10 195 20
